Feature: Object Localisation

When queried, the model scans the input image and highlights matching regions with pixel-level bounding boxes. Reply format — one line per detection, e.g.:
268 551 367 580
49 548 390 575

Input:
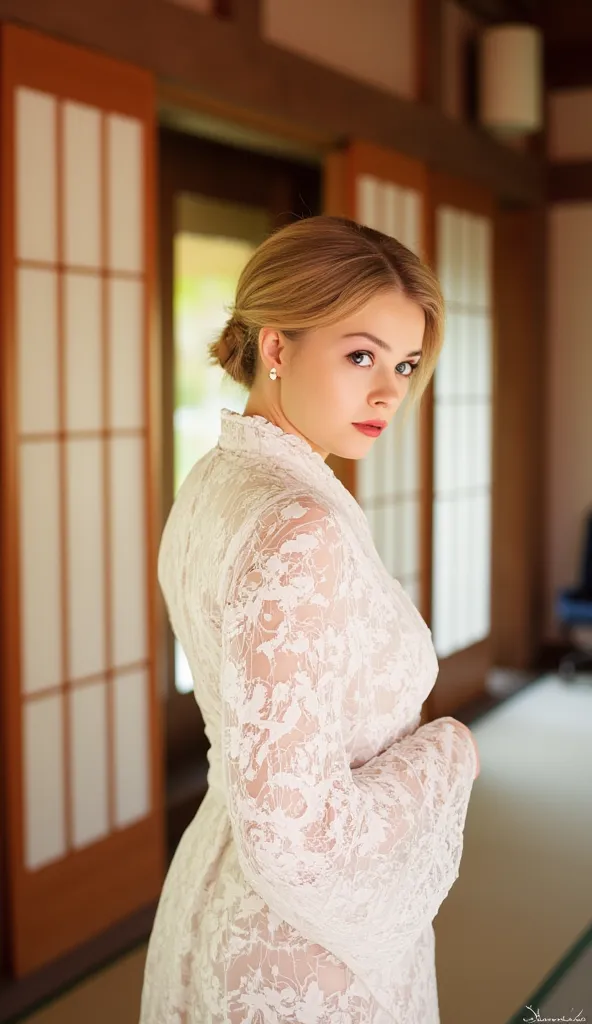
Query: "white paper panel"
402 190 421 255
372 431 386 498
17 268 58 434
113 669 150 827
16 88 57 263
20 444 62 695
356 457 371 505
437 207 455 302
475 218 492 308
405 577 420 609
109 279 144 429
364 505 376 548
435 308 457 399
108 115 143 273
110 438 148 666
456 496 470 635
478 315 493 397
401 498 419 577
357 443 379 504
353 172 424 589
465 217 482 306
433 497 456 656
382 422 398 497
457 312 471 397
433 204 493 655
24 695 65 868
465 313 479 394
401 411 419 493
457 402 471 490
382 504 398 577
459 213 472 306
372 503 387 569
66 440 106 680
65 274 102 431
357 175 380 229
478 492 491 634
482 403 492 487
70 682 109 847
64 102 101 269
383 184 402 238
356 177 420 253
436 403 454 495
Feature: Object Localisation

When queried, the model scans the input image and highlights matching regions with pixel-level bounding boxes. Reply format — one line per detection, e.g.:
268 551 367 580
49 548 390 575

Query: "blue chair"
555 508 592 681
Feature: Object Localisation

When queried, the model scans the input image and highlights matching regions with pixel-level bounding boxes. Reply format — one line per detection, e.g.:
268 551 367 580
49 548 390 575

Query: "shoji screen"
431 181 494 664
0 26 164 975
325 143 429 612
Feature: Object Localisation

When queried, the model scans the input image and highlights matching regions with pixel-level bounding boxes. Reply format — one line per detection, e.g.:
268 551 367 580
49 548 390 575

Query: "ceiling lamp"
479 24 543 137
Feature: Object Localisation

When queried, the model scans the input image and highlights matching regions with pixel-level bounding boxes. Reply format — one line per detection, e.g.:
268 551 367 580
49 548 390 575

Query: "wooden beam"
539 0 592 44
455 0 539 24
548 162 592 203
234 0 260 35
0 0 544 204
546 42 592 90
417 0 444 108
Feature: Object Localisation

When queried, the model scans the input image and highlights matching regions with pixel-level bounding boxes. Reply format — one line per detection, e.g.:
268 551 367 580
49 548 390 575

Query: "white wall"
546 204 592 639
546 88 592 640
548 88 592 162
262 0 417 101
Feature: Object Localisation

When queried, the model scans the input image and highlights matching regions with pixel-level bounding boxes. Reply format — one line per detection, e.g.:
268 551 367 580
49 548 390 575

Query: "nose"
370 374 404 409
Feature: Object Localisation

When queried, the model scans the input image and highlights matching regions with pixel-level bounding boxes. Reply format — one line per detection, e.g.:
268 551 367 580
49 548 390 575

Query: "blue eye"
348 351 420 377
348 351 373 367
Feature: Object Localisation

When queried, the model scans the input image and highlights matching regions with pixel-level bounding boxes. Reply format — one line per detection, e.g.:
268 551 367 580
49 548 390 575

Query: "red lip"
353 421 386 437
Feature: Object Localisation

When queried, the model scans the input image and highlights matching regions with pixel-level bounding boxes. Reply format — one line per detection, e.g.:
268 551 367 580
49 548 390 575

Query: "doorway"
158 126 321 857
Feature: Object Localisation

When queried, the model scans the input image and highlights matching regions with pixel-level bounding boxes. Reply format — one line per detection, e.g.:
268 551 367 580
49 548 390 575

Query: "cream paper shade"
479 25 543 135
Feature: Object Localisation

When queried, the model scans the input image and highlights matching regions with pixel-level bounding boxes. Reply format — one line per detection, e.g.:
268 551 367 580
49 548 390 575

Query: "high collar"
217 407 337 484
216 407 376 554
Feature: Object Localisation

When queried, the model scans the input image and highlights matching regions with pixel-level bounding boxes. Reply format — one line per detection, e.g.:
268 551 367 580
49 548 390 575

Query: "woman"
140 215 480 1024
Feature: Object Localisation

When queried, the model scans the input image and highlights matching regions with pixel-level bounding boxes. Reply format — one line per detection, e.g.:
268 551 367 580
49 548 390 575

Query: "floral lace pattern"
140 409 477 1024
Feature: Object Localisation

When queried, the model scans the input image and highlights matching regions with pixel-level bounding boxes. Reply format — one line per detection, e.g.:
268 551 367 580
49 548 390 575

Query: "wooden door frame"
157 126 321 843
0 21 164 982
324 141 434 638
424 172 497 719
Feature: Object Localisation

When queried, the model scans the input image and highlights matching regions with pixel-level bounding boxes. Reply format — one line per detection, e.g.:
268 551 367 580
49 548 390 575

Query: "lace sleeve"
220 495 476 1004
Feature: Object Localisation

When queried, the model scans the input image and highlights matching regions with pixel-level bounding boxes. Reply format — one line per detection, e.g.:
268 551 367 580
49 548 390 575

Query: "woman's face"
253 289 425 461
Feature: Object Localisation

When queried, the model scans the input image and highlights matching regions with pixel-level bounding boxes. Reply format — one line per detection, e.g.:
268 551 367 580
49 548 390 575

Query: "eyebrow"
342 332 422 358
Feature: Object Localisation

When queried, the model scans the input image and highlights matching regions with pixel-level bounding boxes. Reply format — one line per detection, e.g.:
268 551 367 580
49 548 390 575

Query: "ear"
258 327 286 375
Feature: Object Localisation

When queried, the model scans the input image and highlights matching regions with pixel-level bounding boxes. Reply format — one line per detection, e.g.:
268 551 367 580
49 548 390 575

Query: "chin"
330 438 373 461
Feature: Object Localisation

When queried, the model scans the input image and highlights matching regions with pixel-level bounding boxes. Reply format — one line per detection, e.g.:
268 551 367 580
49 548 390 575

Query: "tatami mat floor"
435 673 592 1024
20 673 592 1024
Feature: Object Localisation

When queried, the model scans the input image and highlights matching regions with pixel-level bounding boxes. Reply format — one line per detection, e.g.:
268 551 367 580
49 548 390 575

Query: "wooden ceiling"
540 0 592 88
455 0 539 24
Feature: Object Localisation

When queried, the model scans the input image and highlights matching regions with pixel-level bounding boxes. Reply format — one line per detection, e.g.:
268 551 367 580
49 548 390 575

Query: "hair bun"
218 317 242 366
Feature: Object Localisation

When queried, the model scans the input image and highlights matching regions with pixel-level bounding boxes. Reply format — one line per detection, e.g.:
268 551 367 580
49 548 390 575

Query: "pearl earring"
269 367 278 380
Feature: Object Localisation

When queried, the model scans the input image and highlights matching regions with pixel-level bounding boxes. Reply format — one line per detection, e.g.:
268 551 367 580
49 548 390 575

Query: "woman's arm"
220 495 476 1007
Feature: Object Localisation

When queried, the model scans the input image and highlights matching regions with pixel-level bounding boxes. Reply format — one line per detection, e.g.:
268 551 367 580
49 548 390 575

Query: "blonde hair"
208 215 444 408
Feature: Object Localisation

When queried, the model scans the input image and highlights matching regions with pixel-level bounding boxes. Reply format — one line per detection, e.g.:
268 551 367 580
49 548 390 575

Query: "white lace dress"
140 408 477 1024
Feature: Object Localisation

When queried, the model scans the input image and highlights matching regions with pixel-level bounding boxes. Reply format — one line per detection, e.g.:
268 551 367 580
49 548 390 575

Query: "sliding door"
325 142 431 615
0 25 164 975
